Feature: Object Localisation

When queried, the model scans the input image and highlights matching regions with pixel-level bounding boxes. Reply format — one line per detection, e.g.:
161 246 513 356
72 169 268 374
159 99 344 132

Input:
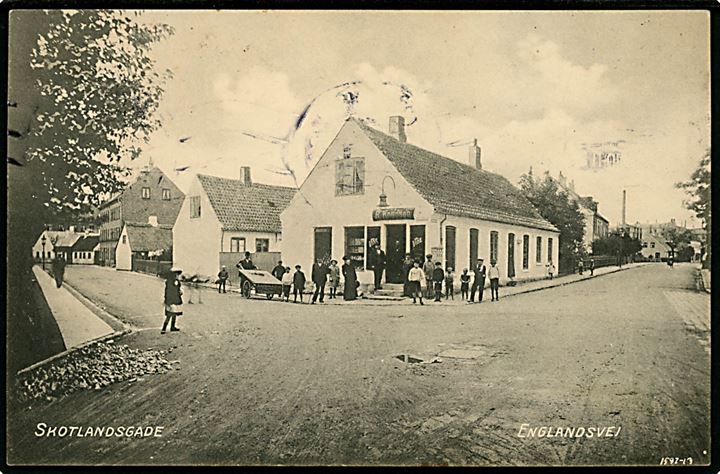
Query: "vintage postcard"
5 8 713 468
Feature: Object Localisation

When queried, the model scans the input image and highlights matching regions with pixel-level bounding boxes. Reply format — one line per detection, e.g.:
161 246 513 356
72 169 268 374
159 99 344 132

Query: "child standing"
162 267 183 334
460 268 471 301
432 262 445 302
293 264 306 303
328 259 340 299
444 267 455 300
281 266 293 302
547 262 556 280
408 261 425 305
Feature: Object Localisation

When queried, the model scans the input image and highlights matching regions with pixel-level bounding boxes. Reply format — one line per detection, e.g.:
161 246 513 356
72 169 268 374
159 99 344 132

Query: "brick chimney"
389 116 407 143
469 139 482 170
148 215 158 227
241 166 252 185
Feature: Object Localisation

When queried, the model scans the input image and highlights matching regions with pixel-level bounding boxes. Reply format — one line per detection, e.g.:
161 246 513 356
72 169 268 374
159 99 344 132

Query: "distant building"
116 220 173 271
583 142 622 170
550 172 610 252
616 223 643 241
173 169 295 280
32 227 99 264
95 166 184 267
641 233 671 261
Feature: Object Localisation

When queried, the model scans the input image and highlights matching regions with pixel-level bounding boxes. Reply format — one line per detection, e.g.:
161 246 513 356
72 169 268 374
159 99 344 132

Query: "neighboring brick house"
95 166 184 267
281 117 560 291
173 169 296 281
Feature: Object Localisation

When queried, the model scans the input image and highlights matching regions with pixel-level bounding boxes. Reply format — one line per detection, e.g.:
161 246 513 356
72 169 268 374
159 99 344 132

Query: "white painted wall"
173 176 223 279
115 225 133 270
32 231 57 260
281 119 434 285
442 214 559 285
220 230 282 253
72 246 97 265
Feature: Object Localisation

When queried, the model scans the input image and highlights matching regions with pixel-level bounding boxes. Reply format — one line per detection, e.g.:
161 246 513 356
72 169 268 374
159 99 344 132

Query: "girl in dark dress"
162 267 183 334
341 256 358 301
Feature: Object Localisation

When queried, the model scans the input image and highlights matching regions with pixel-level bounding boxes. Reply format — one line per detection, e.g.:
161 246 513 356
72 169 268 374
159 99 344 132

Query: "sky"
130 10 709 227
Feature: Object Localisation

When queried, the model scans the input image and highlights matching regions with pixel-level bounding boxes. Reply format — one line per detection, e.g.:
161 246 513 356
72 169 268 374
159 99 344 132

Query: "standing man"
217 265 229 293
272 259 286 281
469 258 487 303
423 254 435 299
402 253 414 297
589 258 595 276
371 243 386 291
311 257 329 304
578 259 585 275
488 260 501 301
51 254 66 288
236 251 256 291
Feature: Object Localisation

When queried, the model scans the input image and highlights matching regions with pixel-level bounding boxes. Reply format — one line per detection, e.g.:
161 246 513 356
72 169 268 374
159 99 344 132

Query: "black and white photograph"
5 8 713 467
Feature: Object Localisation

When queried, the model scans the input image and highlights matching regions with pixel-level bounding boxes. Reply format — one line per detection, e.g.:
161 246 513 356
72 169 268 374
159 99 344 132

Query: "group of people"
403 253 502 304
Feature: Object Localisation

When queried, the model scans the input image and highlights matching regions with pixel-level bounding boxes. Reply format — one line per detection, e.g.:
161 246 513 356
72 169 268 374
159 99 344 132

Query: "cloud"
513 34 618 115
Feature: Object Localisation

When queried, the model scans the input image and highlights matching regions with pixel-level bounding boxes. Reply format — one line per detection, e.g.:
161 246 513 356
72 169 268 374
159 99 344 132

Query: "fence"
133 258 173 277
218 251 281 286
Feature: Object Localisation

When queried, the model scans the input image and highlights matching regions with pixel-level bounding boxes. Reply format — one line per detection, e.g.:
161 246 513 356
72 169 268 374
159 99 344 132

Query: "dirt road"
7 263 710 466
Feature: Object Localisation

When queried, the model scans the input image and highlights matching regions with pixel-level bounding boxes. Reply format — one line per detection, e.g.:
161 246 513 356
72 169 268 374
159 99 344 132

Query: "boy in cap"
293 264 306 303
162 267 183 334
432 262 445 302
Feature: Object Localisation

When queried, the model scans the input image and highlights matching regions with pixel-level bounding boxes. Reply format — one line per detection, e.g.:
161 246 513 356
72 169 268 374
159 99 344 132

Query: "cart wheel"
242 281 252 298
266 293 274 300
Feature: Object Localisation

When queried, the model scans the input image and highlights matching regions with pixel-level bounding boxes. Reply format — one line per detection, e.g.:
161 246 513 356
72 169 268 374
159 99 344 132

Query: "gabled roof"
72 235 100 251
124 223 173 252
353 119 557 232
54 232 82 248
197 174 295 233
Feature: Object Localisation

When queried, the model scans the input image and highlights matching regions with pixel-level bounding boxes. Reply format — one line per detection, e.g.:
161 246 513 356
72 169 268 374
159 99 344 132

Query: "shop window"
536 236 542 263
344 226 365 270
230 237 246 253
190 196 201 218
490 231 499 264
445 226 456 270
256 239 270 253
335 158 365 196
522 235 530 270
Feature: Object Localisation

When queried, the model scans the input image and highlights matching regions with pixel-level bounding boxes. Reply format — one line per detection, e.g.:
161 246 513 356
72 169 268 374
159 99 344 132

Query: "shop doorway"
385 224 407 283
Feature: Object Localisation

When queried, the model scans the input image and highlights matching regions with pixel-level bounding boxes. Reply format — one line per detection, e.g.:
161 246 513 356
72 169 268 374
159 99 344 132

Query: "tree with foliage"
660 226 694 262
518 169 586 274
592 232 642 264
7 10 173 372
676 149 711 268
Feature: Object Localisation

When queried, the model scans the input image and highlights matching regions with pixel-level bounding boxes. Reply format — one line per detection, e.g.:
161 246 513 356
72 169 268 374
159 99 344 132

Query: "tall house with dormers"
96 166 184 266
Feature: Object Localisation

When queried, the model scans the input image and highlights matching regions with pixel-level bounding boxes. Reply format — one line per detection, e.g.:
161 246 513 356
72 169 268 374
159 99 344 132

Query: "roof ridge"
197 173 296 191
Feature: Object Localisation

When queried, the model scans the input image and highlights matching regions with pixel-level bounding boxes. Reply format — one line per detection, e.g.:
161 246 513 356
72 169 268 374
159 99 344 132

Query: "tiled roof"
125 223 173 252
72 235 100 251
197 174 295 233
354 119 558 232
54 232 82 248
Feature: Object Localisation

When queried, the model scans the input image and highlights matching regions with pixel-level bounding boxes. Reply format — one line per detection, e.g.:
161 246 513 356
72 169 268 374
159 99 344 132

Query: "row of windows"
35 251 54 259
448 228 553 275
100 206 121 223
101 227 121 242
73 252 93 259
642 241 656 248
229 237 270 253
141 187 172 200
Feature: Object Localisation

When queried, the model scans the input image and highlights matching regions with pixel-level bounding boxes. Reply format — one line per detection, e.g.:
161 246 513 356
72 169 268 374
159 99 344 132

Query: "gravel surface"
6 263 710 466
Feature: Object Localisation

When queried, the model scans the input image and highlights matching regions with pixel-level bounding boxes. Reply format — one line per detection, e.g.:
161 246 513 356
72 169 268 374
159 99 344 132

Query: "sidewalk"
32 266 115 349
313 262 649 306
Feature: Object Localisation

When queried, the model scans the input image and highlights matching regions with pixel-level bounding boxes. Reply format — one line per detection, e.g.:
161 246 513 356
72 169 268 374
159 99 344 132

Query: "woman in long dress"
342 256 358 301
